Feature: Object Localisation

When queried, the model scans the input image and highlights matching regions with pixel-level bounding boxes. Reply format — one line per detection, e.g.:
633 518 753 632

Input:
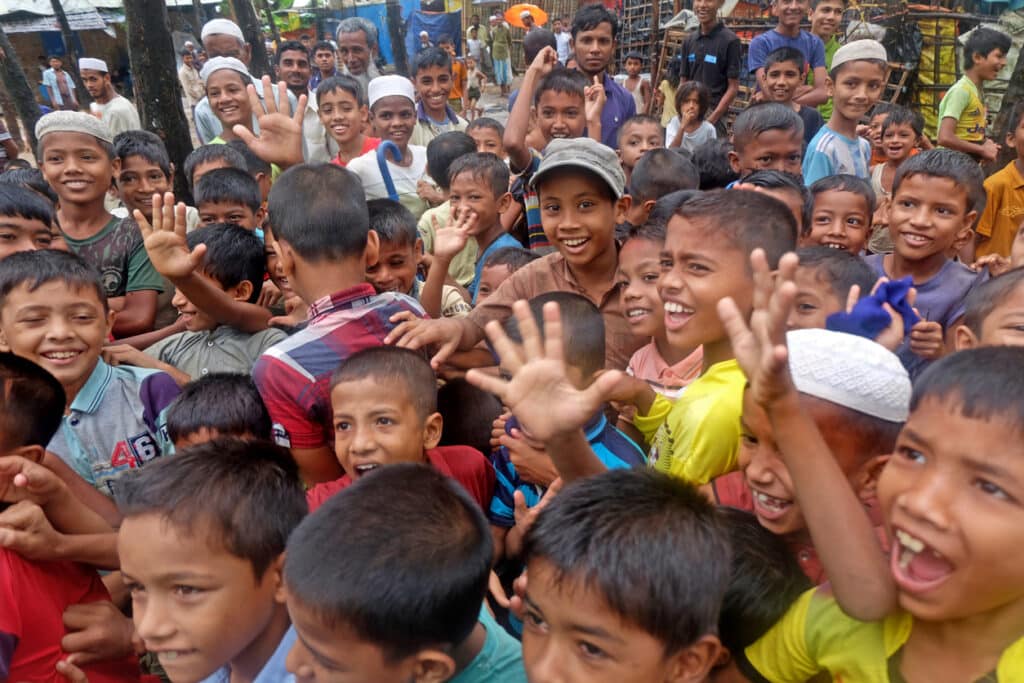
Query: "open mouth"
663 300 696 331
751 489 793 521
900 231 931 248
352 463 381 477
41 349 84 365
626 307 652 320
154 650 198 665
821 241 848 250
891 528 954 592
559 237 590 255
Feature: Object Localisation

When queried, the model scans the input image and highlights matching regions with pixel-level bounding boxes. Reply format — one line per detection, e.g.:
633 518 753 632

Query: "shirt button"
201 368 209 375
69 417 80 427
207 340 215 347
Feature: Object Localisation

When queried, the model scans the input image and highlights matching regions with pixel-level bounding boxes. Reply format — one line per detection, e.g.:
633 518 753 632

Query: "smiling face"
119 513 284 683
317 86 366 146
206 69 253 129
535 90 587 141
365 239 419 295
773 0 810 30
449 173 508 239
764 59 803 103
617 237 666 339
469 126 505 157
882 122 917 163
787 265 844 330
39 132 115 206
476 263 511 303
729 129 804 178
338 31 373 76
117 154 172 219
571 21 616 77
878 396 1024 622
972 47 1008 80
370 96 416 148
887 174 975 263
809 0 844 37
805 189 870 253
0 215 54 258
538 170 623 272
692 0 724 26
827 61 887 123
278 49 312 93
414 65 453 118
197 200 260 230
618 121 663 172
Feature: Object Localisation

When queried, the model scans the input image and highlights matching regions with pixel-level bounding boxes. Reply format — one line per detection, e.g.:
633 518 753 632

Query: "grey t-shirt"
145 325 287 379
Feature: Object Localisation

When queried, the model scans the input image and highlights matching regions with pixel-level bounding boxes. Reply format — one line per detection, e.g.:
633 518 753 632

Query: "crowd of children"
1 5 1023 682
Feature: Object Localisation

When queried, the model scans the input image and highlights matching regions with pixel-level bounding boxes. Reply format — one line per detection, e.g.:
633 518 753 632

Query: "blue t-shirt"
451 607 527 683
200 626 296 683
803 126 872 184
747 29 826 74
471 233 522 303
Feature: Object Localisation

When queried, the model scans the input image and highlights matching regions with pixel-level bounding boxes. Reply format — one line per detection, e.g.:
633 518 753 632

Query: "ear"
853 453 890 503
230 279 255 303
665 634 724 683
9 444 46 465
422 411 443 450
963 209 979 232
825 76 835 98
954 322 979 351
105 307 116 338
111 157 122 175
255 205 267 226
360 104 370 124
728 148 741 174
642 198 657 216
275 238 297 278
363 229 381 268
268 553 288 603
497 191 514 214
410 650 457 683
614 194 632 224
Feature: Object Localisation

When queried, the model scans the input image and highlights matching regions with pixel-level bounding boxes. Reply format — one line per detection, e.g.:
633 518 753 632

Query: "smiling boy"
0 183 57 258
409 47 469 147
677 0 741 131
748 0 829 107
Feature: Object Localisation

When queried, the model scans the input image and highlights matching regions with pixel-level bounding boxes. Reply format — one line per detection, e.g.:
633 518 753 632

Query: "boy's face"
617 237 666 340
729 129 803 178
888 174 975 261
1008 114 1024 159
119 514 285 683
318 87 367 146
206 70 253 129
476 263 510 304
522 558 719 683
0 215 54 258
370 96 416 147
877 396 1024 622
0 281 111 391
973 48 1007 80
183 53 194 67
764 59 804 103
450 172 511 235
117 154 172 218
50 57 62 70
867 112 888 150
956 283 1024 349
658 215 750 352
882 122 917 162
314 48 336 73
414 65 453 115
618 122 663 172
805 189 870 253
365 239 419 295
787 265 844 330
809 0 844 37
172 284 217 332
740 389 887 537
330 379 442 479
538 171 624 272
198 200 261 230
39 132 115 206
535 90 587 141
773 0 810 29
469 126 505 157
625 57 642 76
827 61 886 123
692 0 724 25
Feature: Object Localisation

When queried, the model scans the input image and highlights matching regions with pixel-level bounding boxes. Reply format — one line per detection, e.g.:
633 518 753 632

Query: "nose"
285 638 315 681
743 443 783 486
525 639 567 683
171 288 188 310
826 218 846 236
44 314 74 342
134 597 176 645
895 467 953 533
909 202 932 227
349 423 376 455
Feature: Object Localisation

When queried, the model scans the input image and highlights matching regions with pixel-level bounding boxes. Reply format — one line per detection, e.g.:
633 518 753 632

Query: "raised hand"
232 76 306 169
432 208 477 261
528 45 559 77
134 192 205 280
584 74 606 125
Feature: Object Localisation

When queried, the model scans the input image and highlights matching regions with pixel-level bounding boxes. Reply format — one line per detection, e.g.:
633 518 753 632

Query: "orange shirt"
976 160 1024 259
450 59 467 101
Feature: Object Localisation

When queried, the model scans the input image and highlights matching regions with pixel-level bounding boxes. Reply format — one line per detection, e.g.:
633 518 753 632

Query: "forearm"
708 81 739 123
114 317 187 351
111 294 157 338
170 272 270 332
505 69 540 169
937 128 986 157
542 429 607 483
42 452 121 527
420 255 453 319
55 532 120 570
586 115 602 142
794 83 828 107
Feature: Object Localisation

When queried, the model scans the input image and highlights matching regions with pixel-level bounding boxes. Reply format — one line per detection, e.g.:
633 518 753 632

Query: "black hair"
447 152 510 198
625 51 644 63
0 182 56 228
692 139 738 190
194 167 261 213
964 27 1011 72
880 105 924 138
315 73 366 108
436 377 503 455
893 149 986 216
869 102 896 122
1006 99 1024 137
740 169 812 231
366 198 418 248
0 168 58 207
674 81 710 121
284 463 492 661
716 508 811 654
165 374 272 444
331 346 438 419
117 438 306 579
629 148 699 202
622 220 668 247
185 224 265 303
275 39 309 64
0 249 106 311
0 159 32 171
809 172 876 218
426 131 477 190
810 0 846 7
524 469 731 654
0 352 65 452
647 190 703 230
618 114 665 147
466 117 504 138
112 129 172 178
437 33 454 46
483 245 539 271
523 28 557 63
963 267 1024 337
764 46 806 71
796 246 877 304
571 3 619 39
732 103 804 151
412 46 452 77
226 139 273 180
534 67 587 106
312 40 336 56
267 163 369 262
673 189 798 269
183 144 247 190
504 292 605 379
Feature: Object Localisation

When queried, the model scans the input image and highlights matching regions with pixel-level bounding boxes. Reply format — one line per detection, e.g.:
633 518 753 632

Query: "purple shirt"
597 72 636 149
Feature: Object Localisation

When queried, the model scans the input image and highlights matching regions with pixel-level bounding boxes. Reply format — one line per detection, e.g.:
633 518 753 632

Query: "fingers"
428 337 459 370
510 299 543 362
174 201 188 237
513 489 529 522
160 191 175 233
845 284 861 314
488 570 511 609
294 93 308 126
188 244 208 272
466 367 509 402
749 248 771 313
484 316 526 375
232 124 258 147
132 208 153 237
537 477 563 510
717 295 753 352
869 276 888 297
539 301 564 364
56 659 89 683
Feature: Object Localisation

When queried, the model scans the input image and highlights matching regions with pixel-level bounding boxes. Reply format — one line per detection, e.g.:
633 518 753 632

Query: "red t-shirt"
330 137 382 167
0 549 142 682
307 445 496 512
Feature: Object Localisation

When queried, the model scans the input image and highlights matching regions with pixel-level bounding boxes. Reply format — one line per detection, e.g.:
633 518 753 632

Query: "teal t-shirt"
450 606 527 683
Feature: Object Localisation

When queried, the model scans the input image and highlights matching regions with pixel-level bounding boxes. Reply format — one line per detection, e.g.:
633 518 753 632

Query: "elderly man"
79 57 141 135
335 17 381 94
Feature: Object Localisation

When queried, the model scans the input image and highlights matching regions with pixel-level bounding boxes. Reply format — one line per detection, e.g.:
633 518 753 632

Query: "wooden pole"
48 0 89 106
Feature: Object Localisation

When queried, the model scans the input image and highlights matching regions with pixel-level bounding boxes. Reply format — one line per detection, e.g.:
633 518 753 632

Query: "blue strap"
375 141 404 202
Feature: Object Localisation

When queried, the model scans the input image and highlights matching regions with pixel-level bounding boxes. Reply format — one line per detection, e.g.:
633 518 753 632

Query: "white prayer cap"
786 328 910 422
831 39 888 72
78 57 108 73
419 30 429 37
367 74 416 108
36 110 112 144
199 56 251 84
201 18 245 42
520 10 532 18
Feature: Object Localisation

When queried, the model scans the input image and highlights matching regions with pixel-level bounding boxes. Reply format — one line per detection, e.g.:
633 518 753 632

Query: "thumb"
232 125 259 147
513 489 528 518
188 244 208 270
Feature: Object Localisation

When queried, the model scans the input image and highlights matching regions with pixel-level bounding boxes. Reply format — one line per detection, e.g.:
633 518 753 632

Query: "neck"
473 221 506 252
336 133 367 162
812 28 832 41
95 87 114 104
293 258 368 304
701 19 718 32
287 84 306 99
568 245 618 298
57 204 111 238
653 332 693 366
425 103 449 121
62 359 99 412
385 142 412 166
827 113 858 138
320 67 334 77
450 622 487 676
884 250 948 285
701 336 733 372
966 69 985 87
580 65 606 81
776 23 801 37
228 605 291 683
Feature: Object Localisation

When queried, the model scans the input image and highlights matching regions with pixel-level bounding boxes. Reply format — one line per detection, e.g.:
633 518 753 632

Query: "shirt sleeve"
802 144 834 186
738 589 821 682
194 99 220 144
747 35 768 73
633 393 673 444
808 35 826 69
975 175 1000 239
725 36 742 80
440 285 472 318
939 83 970 122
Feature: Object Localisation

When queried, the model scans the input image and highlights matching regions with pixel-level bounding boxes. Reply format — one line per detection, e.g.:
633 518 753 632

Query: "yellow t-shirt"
938 75 987 144
634 358 744 485
976 160 1024 259
658 80 678 128
744 587 1024 681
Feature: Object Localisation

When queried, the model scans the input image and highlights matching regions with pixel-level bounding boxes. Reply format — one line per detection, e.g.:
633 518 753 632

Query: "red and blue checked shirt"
253 283 426 450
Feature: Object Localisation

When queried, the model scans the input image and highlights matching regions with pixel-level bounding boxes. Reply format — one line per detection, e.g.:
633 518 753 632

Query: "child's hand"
135 192 206 280
584 75 606 124
527 45 559 77
488 570 511 608
0 455 66 508
718 249 799 409
971 253 1012 278
102 344 157 369
386 311 464 368
268 296 308 328
432 209 476 262
56 659 90 683
61 602 137 666
513 478 562 539
503 429 559 486
232 76 306 169
979 138 1000 162
0 500 66 562
466 300 624 443
490 411 510 450
909 319 944 359
417 178 445 205
851 277 916 352
257 280 283 308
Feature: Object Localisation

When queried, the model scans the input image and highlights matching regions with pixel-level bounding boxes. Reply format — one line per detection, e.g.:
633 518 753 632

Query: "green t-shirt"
808 35 840 121
937 75 987 143
63 215 163 297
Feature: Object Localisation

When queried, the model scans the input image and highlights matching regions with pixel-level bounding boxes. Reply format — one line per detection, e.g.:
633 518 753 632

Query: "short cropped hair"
412 46 451 77
629 148 699 202
426 132 477 190
796 246 877 304
0 168 59 206
275 40 309 64
881 105 924 138
437 378 504 455
267 163 369 262
764 46 805 71
437 34 454 47
0 183 56 228
0 352 65 453
183 144 247 190
732 103 804 151
165 374 272 444
647 190 702 230
524 469 731 654
869 102 897 122
674 81 710 121
571 3 619 39
483 245 539 271
366 198 418 248
523 29 557 63
673 189 798 268
622 220 668 247
692 139 738 189
0 249 106 311
194 167 261 213
964 27 1011 71
504 292 605 378
1007 100 1024 135
284 463 492 661
466 117 504 138
331 346 438 419
534 67 587 106
448 152 510 197
618 114 665 147
316 74 366 107
893 149 986 215
810 0 846 8
313 40 335 56
186 224 265 303
117 438 306 579
741 169 812 231
226 139 273 179
810 173 876 214
112 129 171 178
963 267 1024 337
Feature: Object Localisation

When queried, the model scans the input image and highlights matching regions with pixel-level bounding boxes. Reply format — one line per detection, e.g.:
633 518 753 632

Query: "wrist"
764 389 803 422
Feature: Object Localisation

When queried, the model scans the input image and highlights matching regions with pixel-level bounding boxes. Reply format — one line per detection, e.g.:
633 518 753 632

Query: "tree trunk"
0 87 25 150
192 0 205 37
230 0 272 79
386 0 408 75
258 0 281 49
49 0 89 107
123 0 194 201
0 26 44 151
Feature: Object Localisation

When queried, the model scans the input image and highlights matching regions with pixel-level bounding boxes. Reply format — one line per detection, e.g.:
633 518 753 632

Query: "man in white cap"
520 9 536 33
489 14 512 95
417 30 432 54
79 57 141 136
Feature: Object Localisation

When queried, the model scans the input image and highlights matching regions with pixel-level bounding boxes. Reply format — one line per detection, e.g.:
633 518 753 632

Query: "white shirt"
347 144 429 219
96 95 141 136
556 31 572 64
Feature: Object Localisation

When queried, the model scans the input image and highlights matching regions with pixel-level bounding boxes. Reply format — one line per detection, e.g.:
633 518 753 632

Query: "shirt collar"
699 21 724 37
417 100 460 125
307 283 379 322
69 358 114 415
554 251 623 306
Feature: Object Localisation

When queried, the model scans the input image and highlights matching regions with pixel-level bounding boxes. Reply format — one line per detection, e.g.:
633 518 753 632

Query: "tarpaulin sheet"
405 9 463 57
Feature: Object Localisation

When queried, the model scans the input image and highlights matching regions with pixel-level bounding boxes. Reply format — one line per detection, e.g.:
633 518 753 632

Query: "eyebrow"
295 629 346 669
525 592 628 644
961 455 1021 488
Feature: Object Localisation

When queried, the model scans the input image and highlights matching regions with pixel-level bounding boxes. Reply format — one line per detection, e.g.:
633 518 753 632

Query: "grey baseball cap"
530 137 626 199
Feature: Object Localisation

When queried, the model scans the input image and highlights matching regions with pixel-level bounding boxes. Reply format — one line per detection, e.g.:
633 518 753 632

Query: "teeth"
753 491 789 509
355 464 379 473
626 309 648 318
895 529 925 553
664 302 692 314
562 238 587 247
44 351 78 359
825 243 846 250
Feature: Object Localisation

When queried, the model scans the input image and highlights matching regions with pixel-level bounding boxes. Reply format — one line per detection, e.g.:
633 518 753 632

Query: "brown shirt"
468 252 644 371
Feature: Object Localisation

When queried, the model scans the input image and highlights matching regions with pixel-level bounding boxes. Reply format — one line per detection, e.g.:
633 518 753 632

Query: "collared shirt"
977 160 1024 258
199 626 295 683
145 325 287 379
347 143 430 219
308 67 338 91
469 252 645 370
678 21 742 106
253 283 426 450
195 77 298 144
410 100 469 147
47 360 179 497
555 31 571 64
595 71 636 149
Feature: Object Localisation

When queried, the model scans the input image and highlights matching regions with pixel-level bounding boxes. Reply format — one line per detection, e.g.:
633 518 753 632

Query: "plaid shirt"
253 283 425 450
